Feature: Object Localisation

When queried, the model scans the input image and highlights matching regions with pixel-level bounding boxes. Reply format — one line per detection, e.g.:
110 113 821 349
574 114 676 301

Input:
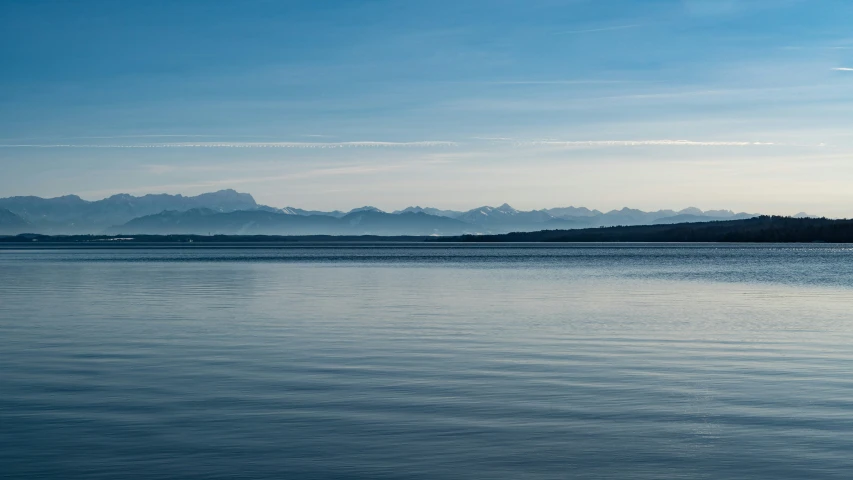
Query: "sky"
1 0 852 216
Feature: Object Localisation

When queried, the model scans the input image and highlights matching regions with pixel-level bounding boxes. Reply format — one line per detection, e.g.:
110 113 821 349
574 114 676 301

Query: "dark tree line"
434 216 853 243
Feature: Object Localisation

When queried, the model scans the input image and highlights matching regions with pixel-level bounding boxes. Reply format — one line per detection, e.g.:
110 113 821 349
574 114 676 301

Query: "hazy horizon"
0 187 800 218
2 1 852 216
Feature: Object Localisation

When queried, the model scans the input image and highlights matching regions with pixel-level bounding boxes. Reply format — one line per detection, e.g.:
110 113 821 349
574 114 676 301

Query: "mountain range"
110 208 471 236
0 190 258 234
0 189 776 236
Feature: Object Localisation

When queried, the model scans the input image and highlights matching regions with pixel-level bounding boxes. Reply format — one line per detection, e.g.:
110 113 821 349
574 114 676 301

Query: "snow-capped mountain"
0 190 766 236
393 206 463 218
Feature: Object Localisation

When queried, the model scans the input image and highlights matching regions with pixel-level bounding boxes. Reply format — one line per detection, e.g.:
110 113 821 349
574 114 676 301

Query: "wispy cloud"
0 134 223 142
436 82 845 114
0 141 458 149
552 24 642 35
81 162 439 197
514 139 781 147
142 164 256 175
833 67 853 71
56 134 223 140
482 80 633 85
681 0 801 17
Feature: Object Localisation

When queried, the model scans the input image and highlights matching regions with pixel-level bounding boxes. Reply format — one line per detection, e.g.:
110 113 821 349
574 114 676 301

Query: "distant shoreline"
0 234 429 246
432 216 853 243
3 216 853 245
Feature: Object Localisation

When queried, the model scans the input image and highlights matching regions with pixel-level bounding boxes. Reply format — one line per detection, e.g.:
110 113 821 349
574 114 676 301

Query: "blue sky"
1 0 852 215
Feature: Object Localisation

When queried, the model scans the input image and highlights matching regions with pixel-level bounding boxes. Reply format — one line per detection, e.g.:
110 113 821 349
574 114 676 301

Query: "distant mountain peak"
614 207 641 213
704 209 735 217
392 206 463 218
543 206 601 218
348 206 385 214
196 189 256 202
397 206 427 213
678 207 704 216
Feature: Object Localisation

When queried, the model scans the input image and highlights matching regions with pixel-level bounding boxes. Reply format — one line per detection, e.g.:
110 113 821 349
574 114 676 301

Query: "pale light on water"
2 244 853 479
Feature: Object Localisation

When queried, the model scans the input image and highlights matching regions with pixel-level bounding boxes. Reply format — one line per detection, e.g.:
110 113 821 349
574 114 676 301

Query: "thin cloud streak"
68 134 222 139
435 83 847 114
0 141 458 149
4 138 827 155
81 164 409 197
482 80 634 85
833 67 853 71
84 156 459 198
514 140 781 147
0 134 285 142
552 24 643 35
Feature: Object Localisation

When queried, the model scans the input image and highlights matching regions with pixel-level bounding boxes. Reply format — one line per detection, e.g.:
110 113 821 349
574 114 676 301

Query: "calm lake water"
2 244 853 479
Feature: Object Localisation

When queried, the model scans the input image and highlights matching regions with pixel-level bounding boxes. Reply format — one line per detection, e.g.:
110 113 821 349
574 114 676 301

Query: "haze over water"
2 244 853 479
